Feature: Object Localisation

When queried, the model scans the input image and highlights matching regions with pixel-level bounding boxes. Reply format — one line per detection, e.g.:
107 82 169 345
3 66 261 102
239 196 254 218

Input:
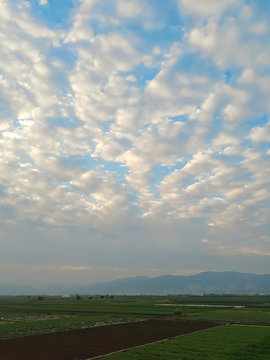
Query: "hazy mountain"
82 272 270 295
0 272 269 295
0 285 37 296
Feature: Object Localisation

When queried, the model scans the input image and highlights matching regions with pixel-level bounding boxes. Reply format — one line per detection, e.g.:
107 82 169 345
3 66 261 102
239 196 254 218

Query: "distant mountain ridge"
82 271 270 295
1 272 269 295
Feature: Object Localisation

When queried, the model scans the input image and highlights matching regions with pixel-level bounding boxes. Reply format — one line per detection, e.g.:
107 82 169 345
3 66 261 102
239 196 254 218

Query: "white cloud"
238 68 255 83
121 149 152 192
152 46 161 55
0 0 269 281
52 59 64 68
0 119 10 131
250 22 268 35
249 121 270 142
64 0 97 43
0 2 61 124
93 139 125 162
188 20 250 69
116 107 137 129
71 170 129 215
222 146 241 156
179 0 240 18
213 132 240 147
239 5 252 21
66 28 142 127
90 33 139 75
117 0 142 18
64 16 93 43
126 75 136 82
188 14 270 74
158 151 223 196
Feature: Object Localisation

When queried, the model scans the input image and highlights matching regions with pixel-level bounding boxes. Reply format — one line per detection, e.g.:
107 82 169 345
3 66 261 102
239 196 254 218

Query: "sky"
0 0 270 287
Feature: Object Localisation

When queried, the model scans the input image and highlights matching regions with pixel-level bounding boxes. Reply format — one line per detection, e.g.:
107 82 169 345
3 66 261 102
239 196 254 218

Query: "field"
188 307 270 324
0 294 229 339
100 324 270 360
0 294 270 359
0 319 219 360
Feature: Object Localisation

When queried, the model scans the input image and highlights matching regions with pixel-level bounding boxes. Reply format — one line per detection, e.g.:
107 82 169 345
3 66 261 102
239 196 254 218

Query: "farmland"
0 319 220 360
100 324 270 360
0 294 270 359
0 294 270 339
0 294 224 339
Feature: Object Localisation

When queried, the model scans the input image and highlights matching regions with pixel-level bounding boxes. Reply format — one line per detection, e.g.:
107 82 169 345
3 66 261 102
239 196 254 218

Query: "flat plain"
0 294 270 359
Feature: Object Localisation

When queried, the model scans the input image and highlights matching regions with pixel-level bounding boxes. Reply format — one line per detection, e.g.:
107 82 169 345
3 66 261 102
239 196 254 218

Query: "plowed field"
0 319 219 360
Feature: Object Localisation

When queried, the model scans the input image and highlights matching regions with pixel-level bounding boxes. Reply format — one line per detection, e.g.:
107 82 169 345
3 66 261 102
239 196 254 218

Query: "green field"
100 324 270 360
188 308 270 324
0 294 270 340
0 295 214 339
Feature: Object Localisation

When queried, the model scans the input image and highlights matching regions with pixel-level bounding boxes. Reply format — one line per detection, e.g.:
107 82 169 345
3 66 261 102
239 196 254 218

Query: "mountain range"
1 272 269 295
81 272 270 295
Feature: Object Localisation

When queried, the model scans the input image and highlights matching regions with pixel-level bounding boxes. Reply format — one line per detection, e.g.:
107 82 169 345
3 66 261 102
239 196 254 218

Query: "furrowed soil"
0 319 219 360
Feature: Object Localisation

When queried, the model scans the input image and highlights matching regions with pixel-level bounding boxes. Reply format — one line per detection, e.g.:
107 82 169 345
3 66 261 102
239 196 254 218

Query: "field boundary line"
85 323 225 360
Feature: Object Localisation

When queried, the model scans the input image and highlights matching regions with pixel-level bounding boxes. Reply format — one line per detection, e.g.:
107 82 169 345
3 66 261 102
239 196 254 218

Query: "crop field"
188 308 270 324
0 319 220 360
0 294 270 359
0 294 226 339
0 294 270 339
100 324 270 360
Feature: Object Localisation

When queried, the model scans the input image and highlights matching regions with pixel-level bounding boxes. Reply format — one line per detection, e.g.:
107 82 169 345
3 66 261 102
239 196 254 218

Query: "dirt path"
0 319 219 360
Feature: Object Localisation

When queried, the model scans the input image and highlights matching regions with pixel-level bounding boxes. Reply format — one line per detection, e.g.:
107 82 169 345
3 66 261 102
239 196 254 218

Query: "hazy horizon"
0 0 269 287
1 270 270 296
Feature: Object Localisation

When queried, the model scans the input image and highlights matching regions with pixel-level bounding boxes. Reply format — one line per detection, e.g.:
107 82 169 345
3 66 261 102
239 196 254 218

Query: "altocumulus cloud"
0 0 269 286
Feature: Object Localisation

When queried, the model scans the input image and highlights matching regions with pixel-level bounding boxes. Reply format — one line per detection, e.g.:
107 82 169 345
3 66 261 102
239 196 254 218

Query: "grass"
99 324 270 359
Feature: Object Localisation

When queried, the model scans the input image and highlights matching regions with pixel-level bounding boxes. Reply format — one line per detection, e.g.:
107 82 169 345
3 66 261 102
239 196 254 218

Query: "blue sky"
0 0 269 286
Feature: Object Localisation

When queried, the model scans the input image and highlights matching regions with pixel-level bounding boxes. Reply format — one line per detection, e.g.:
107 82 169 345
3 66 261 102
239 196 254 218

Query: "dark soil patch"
0 319 220 360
